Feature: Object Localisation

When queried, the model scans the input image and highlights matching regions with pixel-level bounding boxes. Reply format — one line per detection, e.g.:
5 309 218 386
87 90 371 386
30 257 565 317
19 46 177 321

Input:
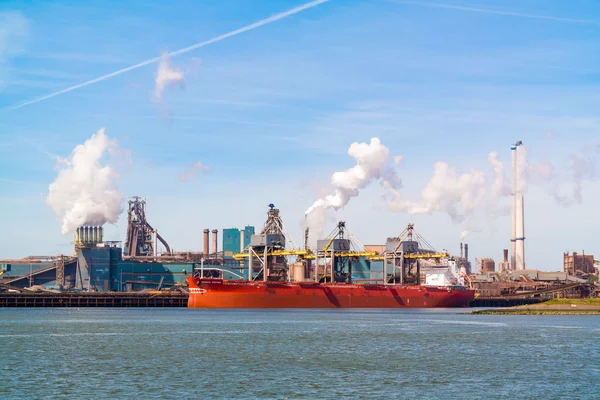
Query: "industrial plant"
0 140 598 305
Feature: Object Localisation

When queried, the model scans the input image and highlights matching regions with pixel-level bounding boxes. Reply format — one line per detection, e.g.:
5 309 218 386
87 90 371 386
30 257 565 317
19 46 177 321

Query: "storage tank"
481 258 495 274
291 263 305 282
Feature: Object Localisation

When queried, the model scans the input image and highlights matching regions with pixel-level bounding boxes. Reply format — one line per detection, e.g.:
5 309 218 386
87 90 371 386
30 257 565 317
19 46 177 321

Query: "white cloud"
179 161 210 182
152 53 185 103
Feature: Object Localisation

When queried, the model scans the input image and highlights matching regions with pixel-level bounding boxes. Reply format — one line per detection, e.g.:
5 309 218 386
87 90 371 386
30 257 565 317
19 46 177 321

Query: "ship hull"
187 278 474 308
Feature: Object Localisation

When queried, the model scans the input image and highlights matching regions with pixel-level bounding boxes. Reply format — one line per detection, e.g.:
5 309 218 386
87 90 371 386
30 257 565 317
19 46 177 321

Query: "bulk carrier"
187 205 474 309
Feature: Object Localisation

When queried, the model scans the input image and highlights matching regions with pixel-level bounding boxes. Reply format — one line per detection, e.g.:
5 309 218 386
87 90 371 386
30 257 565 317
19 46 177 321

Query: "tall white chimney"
512 141 526 270
511 143 517 270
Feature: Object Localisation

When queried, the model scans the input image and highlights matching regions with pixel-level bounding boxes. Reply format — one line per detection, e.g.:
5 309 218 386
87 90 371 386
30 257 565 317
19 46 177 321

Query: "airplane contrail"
392 1 599 24
3 0 330 112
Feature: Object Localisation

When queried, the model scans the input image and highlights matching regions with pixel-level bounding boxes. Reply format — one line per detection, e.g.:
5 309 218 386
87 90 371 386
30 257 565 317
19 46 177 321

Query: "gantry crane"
304 221 376 283
233 204 308 281
369 223 449 284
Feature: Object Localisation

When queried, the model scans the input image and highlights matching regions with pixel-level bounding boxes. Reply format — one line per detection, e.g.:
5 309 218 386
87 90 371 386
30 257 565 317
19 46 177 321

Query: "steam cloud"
304 137 599 242
179 161 210 181
386 142 599 223
520 144 599 207
45 128 125 234
152 53 184 103
304 137 401 243
460 228 482 242
386 162 489 223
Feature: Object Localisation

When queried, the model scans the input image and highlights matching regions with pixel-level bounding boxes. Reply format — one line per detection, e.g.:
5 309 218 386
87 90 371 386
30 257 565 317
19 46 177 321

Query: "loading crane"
306 221 376 283
232 204 308 281
370 224 449 284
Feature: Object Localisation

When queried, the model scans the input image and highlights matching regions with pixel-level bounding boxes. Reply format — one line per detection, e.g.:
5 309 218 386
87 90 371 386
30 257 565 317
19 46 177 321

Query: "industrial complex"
0 141 598 305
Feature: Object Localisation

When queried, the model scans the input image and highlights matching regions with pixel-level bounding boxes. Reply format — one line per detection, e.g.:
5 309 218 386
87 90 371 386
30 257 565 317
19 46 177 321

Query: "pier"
0 292 188 307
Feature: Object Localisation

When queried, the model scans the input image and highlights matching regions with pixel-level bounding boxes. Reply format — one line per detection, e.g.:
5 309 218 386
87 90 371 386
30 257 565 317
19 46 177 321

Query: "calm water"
1 308 599 399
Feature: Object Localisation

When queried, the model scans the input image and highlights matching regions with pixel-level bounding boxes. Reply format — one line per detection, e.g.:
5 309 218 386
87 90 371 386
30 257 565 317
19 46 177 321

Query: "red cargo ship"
186 277 475 308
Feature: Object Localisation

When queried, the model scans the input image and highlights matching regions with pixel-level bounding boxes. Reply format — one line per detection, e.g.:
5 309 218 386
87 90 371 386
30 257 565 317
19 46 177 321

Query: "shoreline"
472 299 600 315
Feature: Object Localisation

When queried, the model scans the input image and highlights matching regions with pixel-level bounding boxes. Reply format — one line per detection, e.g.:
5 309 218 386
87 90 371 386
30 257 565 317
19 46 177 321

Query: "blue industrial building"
242 225 255 249
222 226 255 259
1 243 241 292
223 228 241 258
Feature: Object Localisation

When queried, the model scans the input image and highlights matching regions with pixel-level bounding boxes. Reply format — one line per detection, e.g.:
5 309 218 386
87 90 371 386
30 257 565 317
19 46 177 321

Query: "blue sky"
1 0 599 270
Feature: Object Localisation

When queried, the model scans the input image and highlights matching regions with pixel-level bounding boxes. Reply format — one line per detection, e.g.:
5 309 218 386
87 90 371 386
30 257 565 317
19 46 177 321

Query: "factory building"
223 228 241 259
222 226 256 258
242 225 255 250
0 240 250 292
1 241 194 292
564 251 597 279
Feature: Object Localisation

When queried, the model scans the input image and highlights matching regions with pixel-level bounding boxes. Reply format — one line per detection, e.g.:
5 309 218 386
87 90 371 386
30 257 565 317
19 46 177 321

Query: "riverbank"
472 298 600 315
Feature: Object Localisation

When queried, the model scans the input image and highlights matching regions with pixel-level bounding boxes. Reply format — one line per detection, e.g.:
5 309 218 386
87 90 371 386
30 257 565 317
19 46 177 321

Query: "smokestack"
212 229 218 258
464 243 469 274
513 140 525 270
516 190 525 270
93 226 98 243
203 229 209 257
511 143 517 270
503 249 509 263
240 229 245 253
460 242 463 259
99 226 103 242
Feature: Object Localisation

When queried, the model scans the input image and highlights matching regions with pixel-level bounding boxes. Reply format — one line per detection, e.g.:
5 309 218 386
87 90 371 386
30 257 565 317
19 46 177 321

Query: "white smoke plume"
568 144 599 204
387 162 487 223
45 128 125 234
521 143 599 207
484 151 512 217
459 228 482 242
179 161 210 181
304 137 401 244
488 151 510 200
152 53 184 103
386 150 518 223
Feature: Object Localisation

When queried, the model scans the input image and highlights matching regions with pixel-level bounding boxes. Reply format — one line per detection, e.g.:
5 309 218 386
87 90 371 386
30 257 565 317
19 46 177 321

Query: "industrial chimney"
203 229 209 257
212 229 218 259
464 243 469 274
511 140 525 270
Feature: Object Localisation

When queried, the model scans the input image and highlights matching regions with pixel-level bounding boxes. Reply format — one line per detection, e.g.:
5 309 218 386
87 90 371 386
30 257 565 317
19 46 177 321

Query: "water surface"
1 308 598 399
